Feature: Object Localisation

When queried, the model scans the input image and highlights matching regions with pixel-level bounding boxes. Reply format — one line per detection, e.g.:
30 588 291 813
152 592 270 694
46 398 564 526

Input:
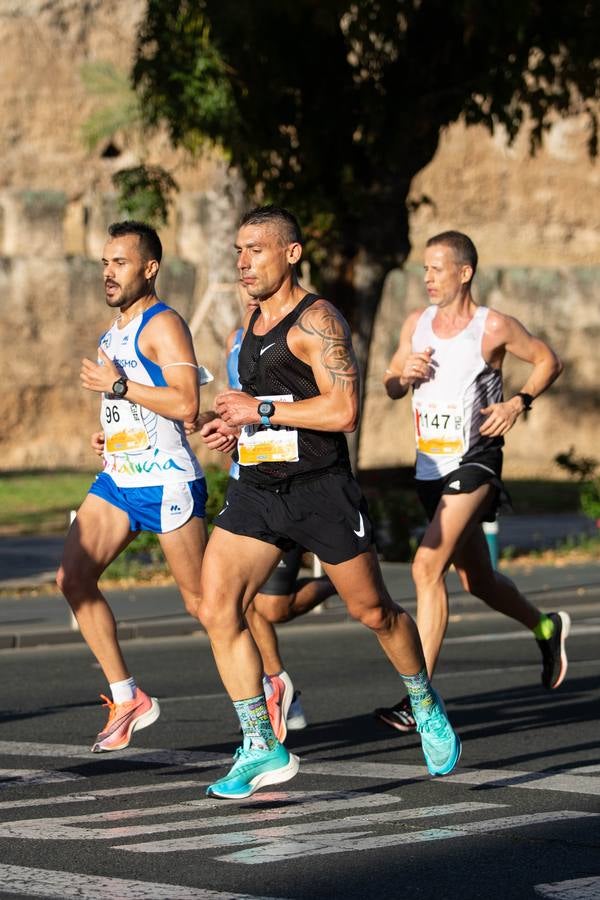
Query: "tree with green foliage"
130 0 599 397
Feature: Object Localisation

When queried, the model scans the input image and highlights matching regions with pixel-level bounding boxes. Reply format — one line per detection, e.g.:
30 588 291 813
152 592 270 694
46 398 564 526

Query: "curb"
0 616 207 651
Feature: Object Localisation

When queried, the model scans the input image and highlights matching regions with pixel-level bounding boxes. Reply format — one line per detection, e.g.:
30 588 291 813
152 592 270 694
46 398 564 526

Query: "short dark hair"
239 205 303 246
107 220 163 263
426 230 478 279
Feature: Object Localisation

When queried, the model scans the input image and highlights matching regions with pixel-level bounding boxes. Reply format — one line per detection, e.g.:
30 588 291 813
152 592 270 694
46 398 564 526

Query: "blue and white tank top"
411 306 503 480
227 326 244 479
98 302 203 487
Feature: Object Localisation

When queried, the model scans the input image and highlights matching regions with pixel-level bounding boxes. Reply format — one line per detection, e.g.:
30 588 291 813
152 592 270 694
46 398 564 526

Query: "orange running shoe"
265 672 294 743
91 688 160 752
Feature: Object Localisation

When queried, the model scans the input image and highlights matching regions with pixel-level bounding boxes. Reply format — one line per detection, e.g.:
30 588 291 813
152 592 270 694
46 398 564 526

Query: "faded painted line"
0 742 597 800
216 810 599 864
0 740 227 766
0 768 84 788
0 863 283 899
437 658 598 679
444 624 600 644
0 791 399 842
535 876 600 899
0 779 202 810
299 760 600 797
119 802 501 855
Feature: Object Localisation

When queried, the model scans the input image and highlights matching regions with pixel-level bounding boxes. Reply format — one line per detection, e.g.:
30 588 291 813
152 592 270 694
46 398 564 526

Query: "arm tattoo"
297 305 359 394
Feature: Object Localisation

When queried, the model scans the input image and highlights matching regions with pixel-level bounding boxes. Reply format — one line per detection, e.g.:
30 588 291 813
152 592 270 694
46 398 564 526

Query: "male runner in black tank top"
198 205 460 799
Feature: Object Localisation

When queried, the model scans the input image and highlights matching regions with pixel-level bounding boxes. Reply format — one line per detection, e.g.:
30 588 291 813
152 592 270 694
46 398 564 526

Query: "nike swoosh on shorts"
354 512 365 537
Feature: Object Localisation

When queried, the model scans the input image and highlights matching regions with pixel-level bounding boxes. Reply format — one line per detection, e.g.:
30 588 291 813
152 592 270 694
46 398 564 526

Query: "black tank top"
237 293 351 486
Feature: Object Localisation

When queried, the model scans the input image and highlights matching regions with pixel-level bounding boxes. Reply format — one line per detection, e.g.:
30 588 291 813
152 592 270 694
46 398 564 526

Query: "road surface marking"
0 791 401 841
119 802 501 854
0 863 282 899
215 811 599 864
0 742 597 798
0 779 201 810
300 760 600 797
535 877 600 899
0 768 83 788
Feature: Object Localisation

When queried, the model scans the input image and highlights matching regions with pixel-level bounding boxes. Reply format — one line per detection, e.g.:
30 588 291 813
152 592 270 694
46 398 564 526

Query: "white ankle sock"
262 674 274 701
110 677 137 704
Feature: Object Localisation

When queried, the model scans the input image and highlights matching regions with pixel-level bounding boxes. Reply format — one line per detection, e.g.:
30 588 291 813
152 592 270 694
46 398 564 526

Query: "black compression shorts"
258 545 304 595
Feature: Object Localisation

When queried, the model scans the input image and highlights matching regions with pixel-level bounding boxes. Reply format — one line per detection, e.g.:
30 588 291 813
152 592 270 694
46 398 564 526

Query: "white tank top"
98 302 203 487
411 305 503 480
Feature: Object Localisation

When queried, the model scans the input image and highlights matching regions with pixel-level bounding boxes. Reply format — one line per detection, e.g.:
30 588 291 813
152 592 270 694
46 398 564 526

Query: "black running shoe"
536 611 571 689
374 695 416 733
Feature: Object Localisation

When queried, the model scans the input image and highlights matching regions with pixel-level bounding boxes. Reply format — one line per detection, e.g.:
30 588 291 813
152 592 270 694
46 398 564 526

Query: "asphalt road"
0 590 598 900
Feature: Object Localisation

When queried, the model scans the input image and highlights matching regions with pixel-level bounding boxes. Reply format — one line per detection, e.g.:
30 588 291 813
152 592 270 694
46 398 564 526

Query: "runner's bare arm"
90 431 105 456
214 300 359 432
384 310 432 399
480 312 563 437
80 310 200 422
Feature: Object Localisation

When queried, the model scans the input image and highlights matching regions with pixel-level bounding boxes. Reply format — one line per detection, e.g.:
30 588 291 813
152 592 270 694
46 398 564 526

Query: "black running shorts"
416 450 509 523
215 471 373 565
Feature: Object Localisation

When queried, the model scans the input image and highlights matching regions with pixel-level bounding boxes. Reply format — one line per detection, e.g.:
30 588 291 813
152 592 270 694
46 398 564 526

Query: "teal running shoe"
206 739 299 799
414 690 461 776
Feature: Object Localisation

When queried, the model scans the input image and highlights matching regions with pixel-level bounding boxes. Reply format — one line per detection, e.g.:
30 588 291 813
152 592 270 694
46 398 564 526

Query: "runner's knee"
348 600 395 633
195 591 243 636
253 594 293 623
56 562 98 598
180 589 203 620
411 550 445 588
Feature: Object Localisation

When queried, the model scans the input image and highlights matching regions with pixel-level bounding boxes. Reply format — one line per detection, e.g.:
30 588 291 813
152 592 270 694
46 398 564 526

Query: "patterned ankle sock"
233 694 277 751
400 667 435 717
533 614 555 640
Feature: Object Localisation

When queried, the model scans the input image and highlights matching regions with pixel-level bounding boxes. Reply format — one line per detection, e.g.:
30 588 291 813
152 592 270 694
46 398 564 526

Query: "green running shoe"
206 739 299 799
414 690 461 776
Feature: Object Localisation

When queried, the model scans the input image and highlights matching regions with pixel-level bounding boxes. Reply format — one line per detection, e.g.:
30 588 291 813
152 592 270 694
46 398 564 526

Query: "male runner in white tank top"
375 231 570 734
56 221 208 753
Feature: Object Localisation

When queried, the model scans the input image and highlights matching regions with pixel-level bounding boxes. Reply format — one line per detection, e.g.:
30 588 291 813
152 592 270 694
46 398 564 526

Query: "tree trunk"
317 248 393 471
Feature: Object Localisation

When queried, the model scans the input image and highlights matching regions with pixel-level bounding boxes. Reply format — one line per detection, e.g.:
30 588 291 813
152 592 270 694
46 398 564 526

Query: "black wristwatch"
516 392 533 411
257 400 275 426
112 376 128 398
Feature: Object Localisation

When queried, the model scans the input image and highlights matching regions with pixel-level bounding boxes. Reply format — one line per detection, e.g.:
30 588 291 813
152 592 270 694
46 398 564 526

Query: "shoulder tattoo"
297 305 358 393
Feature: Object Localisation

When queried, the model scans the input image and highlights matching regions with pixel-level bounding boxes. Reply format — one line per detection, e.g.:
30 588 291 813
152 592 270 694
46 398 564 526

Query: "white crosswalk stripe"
0 863 283 900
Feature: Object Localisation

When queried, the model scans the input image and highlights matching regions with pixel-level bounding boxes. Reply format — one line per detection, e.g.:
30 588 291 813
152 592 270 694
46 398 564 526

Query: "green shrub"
580 479 600 522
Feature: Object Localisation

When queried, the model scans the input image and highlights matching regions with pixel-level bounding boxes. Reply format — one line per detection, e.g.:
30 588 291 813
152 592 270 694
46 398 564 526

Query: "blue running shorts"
89 472 207 533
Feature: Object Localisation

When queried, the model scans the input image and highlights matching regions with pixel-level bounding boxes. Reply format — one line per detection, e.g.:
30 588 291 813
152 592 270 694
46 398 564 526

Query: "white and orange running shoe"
265 672 294 743
91 688 160 752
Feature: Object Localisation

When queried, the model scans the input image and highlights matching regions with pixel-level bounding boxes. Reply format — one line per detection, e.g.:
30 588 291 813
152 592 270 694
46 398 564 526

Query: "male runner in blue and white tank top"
198 205 460 799
57 221 208 753
376 231 569 734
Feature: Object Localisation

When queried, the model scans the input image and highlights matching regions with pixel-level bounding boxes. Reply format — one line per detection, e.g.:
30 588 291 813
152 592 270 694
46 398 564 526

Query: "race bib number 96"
102 396 150 454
